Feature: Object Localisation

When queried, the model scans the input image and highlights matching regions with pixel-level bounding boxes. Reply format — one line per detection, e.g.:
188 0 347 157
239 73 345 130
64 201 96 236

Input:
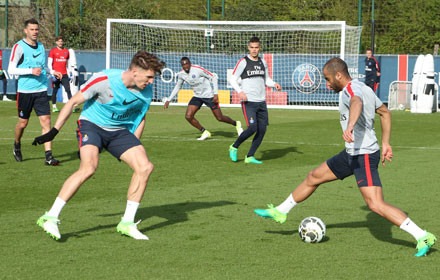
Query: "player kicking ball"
164 57 243 140
254 57 436 257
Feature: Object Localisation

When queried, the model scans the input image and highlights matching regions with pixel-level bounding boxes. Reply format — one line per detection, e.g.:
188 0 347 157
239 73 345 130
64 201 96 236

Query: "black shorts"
242 101 269 127
188 96 219 110
16 91 50 119
76 119 142 159
326 149 382 187
365 80 379 92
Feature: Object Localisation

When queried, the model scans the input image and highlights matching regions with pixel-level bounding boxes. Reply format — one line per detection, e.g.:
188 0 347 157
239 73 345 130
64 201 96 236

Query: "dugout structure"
106 19 362 109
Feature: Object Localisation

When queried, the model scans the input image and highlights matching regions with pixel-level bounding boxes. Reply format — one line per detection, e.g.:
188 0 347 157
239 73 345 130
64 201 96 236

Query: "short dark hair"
129 50 165 74
249 36 260 44
366 48 373 52
24 18 39 27
55 36 63 41
323 57 350 77
180 57 191 65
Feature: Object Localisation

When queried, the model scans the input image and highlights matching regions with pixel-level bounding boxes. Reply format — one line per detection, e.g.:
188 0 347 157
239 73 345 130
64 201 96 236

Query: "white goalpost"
388 80 439 112
106 19 362 109
388 81 412 110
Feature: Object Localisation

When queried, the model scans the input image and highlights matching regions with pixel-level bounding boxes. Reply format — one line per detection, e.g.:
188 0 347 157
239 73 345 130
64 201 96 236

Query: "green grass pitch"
0 101 439 279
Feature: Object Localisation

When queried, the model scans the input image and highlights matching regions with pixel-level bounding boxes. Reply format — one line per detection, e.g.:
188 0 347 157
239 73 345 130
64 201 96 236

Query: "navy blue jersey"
364 56 380 83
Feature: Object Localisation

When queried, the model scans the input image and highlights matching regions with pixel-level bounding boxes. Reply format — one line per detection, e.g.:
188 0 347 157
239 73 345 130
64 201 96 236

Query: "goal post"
106 19 362 109
388 80 439 112
388 81 412 110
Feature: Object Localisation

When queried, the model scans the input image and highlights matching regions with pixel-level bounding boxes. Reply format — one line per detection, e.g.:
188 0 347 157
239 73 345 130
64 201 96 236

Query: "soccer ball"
398 104 405 110
298 216 326 243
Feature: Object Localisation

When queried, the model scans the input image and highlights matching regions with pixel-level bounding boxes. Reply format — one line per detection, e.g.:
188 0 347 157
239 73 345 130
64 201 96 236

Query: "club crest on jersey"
249 117 255 124
82 134 89 142
291 63 322 94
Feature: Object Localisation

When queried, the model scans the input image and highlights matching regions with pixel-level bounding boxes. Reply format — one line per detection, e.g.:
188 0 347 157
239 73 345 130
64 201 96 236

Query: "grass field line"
1 133 440 150
145 136 440 150
0 134 339 146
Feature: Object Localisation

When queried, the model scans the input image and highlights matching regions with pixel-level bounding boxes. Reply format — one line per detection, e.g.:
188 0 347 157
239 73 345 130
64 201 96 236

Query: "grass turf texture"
0 102 439 279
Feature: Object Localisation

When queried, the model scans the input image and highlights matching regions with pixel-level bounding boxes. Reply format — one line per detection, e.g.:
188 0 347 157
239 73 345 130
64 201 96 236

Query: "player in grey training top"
339 78 382 155
254 57 436 257
228 36 282 164
164 57 243 140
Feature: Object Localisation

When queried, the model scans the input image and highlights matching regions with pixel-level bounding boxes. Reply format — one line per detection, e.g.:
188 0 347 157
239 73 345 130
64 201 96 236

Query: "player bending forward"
34 51 165 240
254 57 436 257
164 57 243 140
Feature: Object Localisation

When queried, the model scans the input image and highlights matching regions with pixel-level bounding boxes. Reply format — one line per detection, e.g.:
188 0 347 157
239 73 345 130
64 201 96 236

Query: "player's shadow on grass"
30 150 80 164
211 130 236 138
137 200 236 232
60 200 235 241
264 206 422 250
362 206 419 249
180 130 237 139
260 146 301 160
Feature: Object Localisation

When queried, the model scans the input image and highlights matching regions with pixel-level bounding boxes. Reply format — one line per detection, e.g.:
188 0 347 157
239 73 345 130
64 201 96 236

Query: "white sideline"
0 133 439 150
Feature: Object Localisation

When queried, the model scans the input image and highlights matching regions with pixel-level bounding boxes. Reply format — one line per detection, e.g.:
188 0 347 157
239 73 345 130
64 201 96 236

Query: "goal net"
106 19 362 109
388 80 439 112
388 81 412 110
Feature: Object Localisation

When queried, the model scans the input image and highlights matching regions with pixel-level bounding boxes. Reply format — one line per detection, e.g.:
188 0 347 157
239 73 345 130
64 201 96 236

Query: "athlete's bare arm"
376 104 393 165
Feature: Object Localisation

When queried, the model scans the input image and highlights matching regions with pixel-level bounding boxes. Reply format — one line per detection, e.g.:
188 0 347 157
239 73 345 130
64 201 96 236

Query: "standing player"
364 48 381 93
0 49 11 101
8 18 60 165
164 57 243 140
254 57 436 257
228 36 282 164
33 51 165 241
48 36 77 113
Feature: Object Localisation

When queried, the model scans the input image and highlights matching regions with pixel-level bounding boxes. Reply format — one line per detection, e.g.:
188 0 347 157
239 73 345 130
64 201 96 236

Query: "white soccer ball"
298 216 326 243
398 104 405 110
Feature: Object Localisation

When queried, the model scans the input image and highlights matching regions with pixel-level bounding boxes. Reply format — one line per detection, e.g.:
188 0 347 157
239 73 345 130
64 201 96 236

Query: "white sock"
122 200 140 223
47 197 66 218
400 217 426 240
276 193 297 214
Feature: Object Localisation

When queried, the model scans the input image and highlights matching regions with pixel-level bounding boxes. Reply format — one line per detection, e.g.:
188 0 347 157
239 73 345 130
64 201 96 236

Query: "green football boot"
254 204 287 224
229 145 238 162
37 212 61 240
245 156 262 164
414 232 436 257
117 219 149 240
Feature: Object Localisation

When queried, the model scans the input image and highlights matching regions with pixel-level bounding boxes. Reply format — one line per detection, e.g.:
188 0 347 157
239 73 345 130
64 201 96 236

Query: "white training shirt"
339 79 383 155
229 55 276 102
167 65 218 101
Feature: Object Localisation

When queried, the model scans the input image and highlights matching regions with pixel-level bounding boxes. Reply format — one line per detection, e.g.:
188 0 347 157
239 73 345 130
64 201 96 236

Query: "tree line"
4 0 438 54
